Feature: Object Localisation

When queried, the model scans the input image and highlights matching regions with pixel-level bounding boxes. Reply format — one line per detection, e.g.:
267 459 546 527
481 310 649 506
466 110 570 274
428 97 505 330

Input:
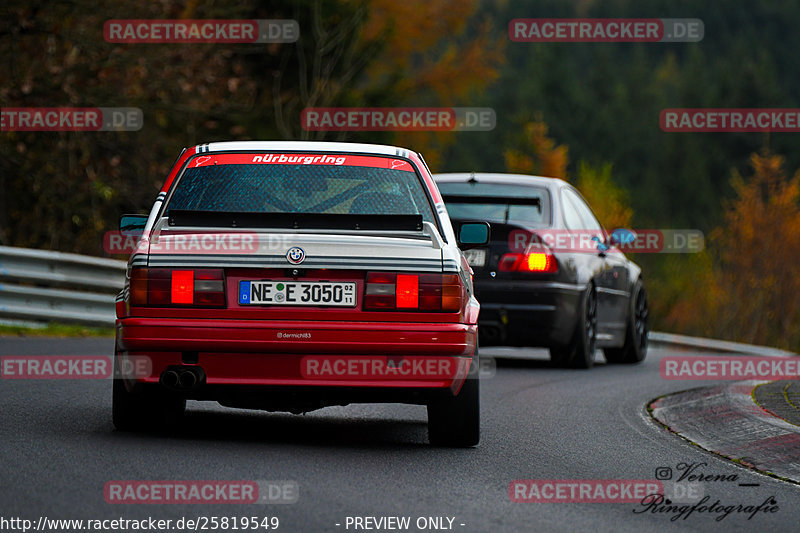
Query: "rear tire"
112 357 185 432
427 365 480 447
549 285 597 369
604 280 648 364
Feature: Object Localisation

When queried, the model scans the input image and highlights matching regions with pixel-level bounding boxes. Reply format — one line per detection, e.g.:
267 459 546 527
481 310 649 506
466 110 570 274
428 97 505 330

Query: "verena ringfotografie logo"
510 19 703 42
661 109 800 132
507 229 704 254
104 480 298 504
660 356 800 380
104 20 299 43
1 356 151 379
1 108 142 132
301 107 496 131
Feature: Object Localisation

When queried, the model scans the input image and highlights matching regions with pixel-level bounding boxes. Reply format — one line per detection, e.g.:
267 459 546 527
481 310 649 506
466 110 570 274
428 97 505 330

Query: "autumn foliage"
657 150 800 349
503 119 568 179
712 151 800 347
575 162 633 231
504 119 632 231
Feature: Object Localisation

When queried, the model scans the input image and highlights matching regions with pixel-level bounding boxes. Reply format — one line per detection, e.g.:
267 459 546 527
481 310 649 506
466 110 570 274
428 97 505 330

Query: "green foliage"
574 161 632 231
443 0 800 231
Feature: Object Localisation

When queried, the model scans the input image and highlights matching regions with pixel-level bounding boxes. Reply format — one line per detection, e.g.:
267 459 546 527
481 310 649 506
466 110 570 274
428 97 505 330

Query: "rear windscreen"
165 153 436 225
437 182 551 227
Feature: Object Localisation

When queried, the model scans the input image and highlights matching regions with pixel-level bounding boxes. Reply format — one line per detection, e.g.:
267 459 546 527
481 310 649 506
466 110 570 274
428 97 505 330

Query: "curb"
650 381 800 484
753 381 800 427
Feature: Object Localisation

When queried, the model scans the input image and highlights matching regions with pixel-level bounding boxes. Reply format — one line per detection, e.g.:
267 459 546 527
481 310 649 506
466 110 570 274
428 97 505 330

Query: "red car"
113 141 489 446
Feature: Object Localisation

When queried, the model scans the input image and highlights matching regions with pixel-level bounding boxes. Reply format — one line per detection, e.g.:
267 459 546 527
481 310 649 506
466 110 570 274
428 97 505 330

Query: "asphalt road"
1 337 798 533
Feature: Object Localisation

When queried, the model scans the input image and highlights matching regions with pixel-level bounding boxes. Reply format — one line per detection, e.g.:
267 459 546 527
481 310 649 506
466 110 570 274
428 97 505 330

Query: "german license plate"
463 249 487 267
239 280 357 307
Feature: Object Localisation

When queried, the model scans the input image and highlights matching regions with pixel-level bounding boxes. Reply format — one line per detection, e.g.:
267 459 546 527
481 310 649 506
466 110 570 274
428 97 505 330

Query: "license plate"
464 249 486 267
239 281 357 307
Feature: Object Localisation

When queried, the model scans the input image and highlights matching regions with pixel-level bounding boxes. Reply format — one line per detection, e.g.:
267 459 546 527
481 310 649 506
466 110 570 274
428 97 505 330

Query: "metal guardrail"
0 246 126 327
0 246 797 356
648 332 797 357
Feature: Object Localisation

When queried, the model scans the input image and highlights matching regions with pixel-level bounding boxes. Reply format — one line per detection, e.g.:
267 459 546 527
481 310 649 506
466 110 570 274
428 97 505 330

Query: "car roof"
194 141 414 157
432 172 569 189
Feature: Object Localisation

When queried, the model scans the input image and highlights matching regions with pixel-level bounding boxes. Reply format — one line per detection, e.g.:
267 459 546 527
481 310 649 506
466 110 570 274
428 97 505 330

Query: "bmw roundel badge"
286 247 305 265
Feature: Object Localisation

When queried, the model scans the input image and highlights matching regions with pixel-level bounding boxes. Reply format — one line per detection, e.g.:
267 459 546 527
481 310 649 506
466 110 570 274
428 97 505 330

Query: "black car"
434 173 648 368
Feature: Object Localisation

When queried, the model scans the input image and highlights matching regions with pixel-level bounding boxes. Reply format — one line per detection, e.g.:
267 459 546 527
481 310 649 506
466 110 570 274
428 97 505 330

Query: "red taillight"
129 268 224 307
396 274 419 308
498 254 520 272
498 250 558 273
171 270 194 304
364 272 462 312
521 252 557 272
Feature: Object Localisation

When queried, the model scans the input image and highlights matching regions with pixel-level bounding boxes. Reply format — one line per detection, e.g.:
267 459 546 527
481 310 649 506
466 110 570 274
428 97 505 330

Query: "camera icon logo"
655 467 673 480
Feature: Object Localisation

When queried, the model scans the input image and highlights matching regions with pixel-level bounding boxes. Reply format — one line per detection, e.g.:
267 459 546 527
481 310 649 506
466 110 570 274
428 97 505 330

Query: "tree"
575 161 633 231
0 0 505 253
711 150 800 347
503 118 568 179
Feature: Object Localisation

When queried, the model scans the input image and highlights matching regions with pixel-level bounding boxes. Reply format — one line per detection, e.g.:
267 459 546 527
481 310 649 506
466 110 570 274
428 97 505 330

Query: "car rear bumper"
115 318 476 391
473 280 586 347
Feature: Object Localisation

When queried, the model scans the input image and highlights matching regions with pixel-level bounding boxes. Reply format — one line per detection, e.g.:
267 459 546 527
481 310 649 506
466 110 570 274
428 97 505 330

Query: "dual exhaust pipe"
160 366 205 391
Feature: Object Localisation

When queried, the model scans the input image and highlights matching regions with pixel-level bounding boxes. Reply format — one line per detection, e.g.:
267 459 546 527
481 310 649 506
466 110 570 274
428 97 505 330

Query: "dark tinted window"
437 182 551 227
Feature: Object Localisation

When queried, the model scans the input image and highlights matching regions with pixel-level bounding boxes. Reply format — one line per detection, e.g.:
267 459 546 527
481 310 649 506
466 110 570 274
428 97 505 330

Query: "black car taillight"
364 272 462 312
498 250 558 273
129 268 225 307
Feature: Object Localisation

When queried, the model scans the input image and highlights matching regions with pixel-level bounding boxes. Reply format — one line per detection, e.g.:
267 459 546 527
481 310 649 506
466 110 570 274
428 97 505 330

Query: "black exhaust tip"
161 370 180 388
178 370 198 389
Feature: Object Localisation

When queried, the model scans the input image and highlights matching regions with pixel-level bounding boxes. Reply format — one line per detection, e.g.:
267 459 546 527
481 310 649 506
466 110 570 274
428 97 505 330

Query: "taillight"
128 268 225 307
498 250 558 273
171 270 194 304
364 272 462 312
364 272 396 309
193 270 225 306
396 274 419 308
130 268 149 306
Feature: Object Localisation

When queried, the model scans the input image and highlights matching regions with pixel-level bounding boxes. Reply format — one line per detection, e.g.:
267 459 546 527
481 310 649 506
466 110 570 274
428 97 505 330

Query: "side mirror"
119 214 148 237
609 228 636 248
456 221 491 250
591 235 609 254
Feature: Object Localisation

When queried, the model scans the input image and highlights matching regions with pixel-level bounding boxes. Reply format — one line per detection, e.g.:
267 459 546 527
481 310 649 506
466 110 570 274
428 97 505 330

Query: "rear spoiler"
166 210 423 232
147 210 445 250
